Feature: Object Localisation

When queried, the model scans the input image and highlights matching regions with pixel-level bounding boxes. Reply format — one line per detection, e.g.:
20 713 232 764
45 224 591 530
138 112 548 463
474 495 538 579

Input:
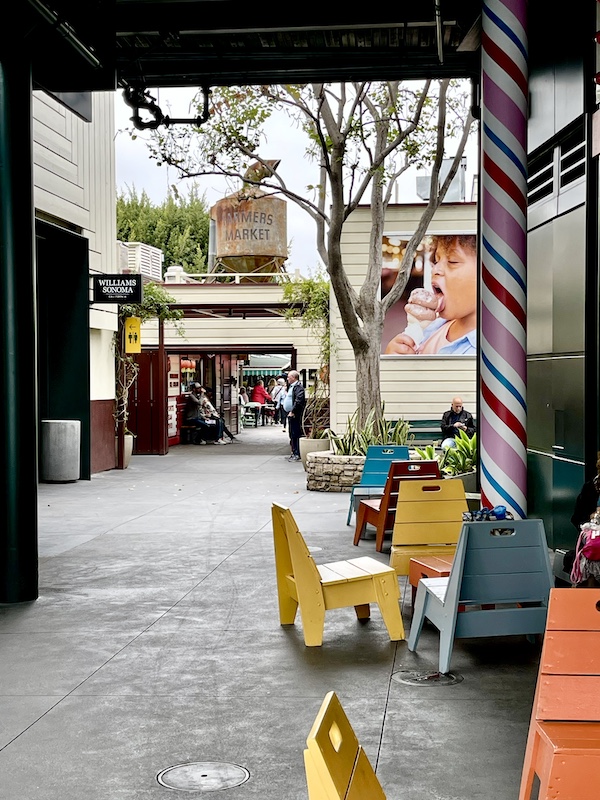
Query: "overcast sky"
114 87 478 275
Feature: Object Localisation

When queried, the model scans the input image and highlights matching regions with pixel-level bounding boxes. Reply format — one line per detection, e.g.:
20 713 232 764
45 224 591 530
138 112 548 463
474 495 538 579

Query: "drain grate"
391 669 463 686
156 761 250 792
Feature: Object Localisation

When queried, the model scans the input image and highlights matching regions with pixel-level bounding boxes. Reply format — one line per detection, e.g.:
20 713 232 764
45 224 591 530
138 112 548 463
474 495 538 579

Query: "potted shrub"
299 376 331 470
326 405 411 456
415 429 478 492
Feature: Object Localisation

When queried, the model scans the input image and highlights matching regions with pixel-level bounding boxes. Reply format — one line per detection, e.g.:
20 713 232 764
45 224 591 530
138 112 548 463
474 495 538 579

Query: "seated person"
184 383 227 444
565 451 600 587
440 396 475 449
384 235 477 356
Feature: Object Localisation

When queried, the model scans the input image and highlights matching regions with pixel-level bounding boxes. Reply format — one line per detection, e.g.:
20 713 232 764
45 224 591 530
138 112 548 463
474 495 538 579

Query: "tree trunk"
354 337 383 428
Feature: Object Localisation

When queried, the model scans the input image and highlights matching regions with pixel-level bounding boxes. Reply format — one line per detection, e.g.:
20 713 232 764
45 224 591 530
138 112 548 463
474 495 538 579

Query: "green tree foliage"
116 185 210 275
282 270 331 369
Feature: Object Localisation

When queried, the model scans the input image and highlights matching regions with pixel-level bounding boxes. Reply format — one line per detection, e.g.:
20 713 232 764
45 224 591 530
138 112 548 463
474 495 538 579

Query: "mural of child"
384 234 477 356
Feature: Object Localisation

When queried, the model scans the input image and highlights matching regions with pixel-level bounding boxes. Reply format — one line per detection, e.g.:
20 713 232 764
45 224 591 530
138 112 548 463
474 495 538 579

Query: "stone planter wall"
306 451 365 492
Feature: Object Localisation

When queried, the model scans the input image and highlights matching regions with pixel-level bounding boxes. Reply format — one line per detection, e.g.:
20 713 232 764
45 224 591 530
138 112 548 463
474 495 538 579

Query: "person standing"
271 377 287 425
440 396 475 449
283 370 305 461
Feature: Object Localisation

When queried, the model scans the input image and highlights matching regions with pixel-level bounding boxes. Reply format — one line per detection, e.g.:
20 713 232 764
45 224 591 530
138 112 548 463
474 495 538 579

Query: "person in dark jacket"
282 370 306 461
440 396 475 448
571 452 600 531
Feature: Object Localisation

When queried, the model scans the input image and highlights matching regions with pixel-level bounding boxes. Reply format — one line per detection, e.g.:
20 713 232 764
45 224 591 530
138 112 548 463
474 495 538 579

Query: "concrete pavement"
0 424 539 799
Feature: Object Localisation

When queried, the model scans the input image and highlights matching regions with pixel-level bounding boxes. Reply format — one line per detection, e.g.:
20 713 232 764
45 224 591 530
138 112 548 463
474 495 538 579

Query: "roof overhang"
23 2 482 94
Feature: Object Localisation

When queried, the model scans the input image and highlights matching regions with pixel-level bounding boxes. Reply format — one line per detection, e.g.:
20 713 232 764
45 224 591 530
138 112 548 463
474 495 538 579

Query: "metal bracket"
122 85 211 130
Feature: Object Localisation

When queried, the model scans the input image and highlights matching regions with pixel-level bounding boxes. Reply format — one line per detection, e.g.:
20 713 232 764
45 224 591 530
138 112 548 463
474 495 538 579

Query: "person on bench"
440 396 475 449
184 383 227 445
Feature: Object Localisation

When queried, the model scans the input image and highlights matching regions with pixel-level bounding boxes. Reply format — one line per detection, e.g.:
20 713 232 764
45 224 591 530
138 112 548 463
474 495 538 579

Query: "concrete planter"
448 470 478 494
115 434 135 469
306 451 366 492
299 437 331 471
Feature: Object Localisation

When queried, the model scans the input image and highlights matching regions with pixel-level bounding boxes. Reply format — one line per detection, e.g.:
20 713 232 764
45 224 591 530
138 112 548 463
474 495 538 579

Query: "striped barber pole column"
480 0 528 518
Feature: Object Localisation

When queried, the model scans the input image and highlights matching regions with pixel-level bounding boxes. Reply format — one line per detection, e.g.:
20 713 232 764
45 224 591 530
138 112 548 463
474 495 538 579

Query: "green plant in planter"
414 444 437 461
325 405 411 456
301 376 330 439
438 429 477 476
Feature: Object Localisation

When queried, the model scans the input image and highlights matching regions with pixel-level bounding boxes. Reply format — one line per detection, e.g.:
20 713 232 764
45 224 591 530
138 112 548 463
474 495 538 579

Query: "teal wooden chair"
346 445 410 525
407 519 553 674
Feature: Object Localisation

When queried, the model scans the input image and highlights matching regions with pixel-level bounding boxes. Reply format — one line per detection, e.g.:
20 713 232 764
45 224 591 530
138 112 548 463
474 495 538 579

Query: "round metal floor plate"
391 669 463 686
156 762 250 792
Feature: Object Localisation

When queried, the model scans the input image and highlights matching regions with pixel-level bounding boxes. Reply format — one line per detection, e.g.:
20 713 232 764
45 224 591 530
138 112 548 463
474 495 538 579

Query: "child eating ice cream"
384 235 477 356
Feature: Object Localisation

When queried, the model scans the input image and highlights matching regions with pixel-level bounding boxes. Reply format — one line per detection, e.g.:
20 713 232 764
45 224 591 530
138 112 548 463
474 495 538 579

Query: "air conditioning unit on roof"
120 241 164 281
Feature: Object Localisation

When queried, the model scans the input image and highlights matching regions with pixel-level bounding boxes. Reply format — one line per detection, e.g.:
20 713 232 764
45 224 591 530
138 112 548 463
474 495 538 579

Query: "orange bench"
518 588 600 800
408 555 453 605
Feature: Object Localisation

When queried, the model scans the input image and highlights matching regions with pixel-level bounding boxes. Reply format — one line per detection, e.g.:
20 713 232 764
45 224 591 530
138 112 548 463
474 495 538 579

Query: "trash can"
40 419 81 482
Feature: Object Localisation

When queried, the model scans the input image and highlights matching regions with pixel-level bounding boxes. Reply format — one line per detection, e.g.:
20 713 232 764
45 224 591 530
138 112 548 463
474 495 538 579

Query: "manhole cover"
391 670 463 686
157 762 250 792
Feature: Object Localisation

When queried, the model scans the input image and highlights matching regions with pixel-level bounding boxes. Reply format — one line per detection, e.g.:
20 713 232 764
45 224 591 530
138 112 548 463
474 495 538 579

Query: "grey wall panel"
527 356 584 459
527 451 553 542
527 359 554 452
552 208 586 353
551 357 585 461
528 64 557 152
527 451 584 551
527 226 554 355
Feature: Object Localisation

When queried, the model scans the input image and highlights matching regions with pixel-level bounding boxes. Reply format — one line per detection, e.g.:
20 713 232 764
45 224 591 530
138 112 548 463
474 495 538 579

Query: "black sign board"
92 275 143 304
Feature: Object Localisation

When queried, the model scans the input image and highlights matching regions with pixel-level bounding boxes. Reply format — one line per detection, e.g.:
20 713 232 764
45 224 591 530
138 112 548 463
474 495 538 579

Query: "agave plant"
439 429 478 476
414 444 438 461
325 405 412 456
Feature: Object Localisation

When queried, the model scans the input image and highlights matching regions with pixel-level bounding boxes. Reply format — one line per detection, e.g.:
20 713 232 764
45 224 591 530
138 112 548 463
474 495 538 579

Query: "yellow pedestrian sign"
125 317 141 353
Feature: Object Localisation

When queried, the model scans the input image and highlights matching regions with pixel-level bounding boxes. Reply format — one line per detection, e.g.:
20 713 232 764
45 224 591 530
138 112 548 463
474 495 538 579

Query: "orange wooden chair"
304 691 386 799
518 588 600 800
353 460 441 552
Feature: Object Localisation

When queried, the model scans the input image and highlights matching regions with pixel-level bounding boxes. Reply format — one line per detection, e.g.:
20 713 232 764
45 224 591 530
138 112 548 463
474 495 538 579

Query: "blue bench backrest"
358 445 410 487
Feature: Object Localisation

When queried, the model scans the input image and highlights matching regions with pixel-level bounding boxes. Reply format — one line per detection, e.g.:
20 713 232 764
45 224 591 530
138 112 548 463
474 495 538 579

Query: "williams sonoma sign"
92 275 143 303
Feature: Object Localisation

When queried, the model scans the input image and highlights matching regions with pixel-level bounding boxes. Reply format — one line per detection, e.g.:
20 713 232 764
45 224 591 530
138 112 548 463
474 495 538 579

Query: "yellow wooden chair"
272 503 405 647
304 691 386 799
389 478 467 575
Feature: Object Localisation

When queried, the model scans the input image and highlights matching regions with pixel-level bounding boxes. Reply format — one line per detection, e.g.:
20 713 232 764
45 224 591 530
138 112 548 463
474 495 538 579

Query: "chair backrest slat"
379 460 441 527
392 478 465 547
535 589 600 723
305 691 386 800
358 445 410 487
272 503 323 601
441 520 553 612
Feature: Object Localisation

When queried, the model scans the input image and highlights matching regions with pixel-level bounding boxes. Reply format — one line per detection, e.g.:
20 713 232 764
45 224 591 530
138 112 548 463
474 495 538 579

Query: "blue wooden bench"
407 518 553 674
346 445 410 525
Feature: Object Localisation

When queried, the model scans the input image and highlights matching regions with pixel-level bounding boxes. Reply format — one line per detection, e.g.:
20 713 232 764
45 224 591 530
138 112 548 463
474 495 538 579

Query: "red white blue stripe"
480 0 528 518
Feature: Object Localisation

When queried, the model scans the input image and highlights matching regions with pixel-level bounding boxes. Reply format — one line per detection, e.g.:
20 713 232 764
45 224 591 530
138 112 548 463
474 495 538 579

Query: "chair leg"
438 623 456 675
375 520 387 553
277 594 299 626
407 584 428 652
517 729 540 800
353 504 368 546
373 573 405 641
354 603 371 620
299 604 326 647
346 490 355 526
